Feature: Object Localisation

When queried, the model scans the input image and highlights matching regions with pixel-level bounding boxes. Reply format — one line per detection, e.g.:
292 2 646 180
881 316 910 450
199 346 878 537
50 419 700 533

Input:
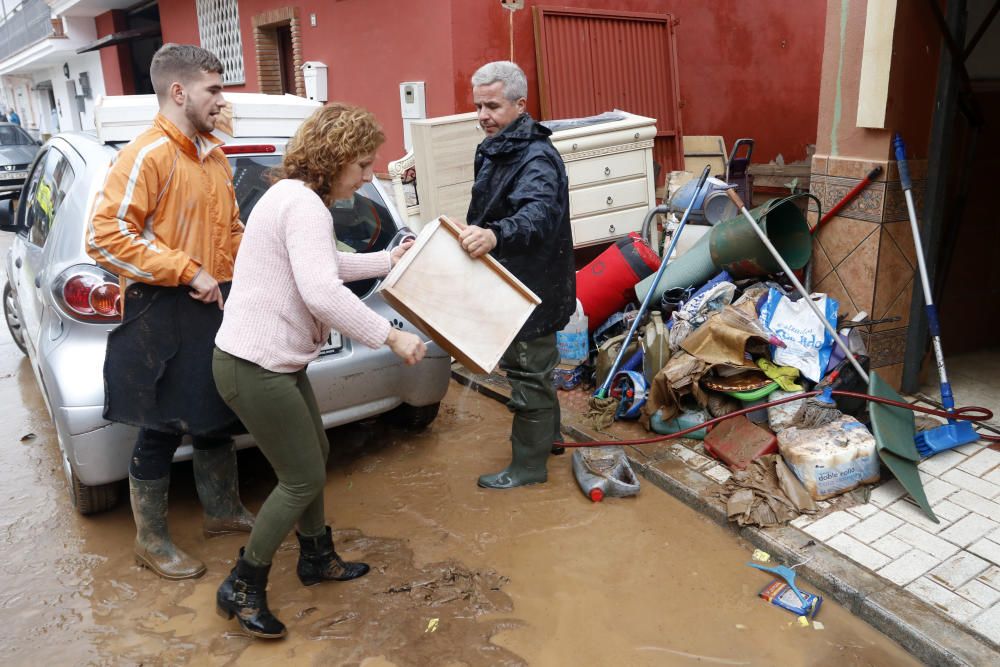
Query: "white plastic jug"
556 299 589 364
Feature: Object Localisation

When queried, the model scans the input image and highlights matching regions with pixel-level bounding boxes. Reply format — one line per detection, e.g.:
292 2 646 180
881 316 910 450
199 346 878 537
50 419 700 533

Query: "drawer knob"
572 142 578 151
606 196 614 206
604 166 611 176
608 224 616 234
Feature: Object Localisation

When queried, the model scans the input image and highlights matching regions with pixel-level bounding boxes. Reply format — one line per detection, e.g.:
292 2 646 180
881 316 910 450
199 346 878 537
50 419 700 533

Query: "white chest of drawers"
549 112 658 248
391 111 658 248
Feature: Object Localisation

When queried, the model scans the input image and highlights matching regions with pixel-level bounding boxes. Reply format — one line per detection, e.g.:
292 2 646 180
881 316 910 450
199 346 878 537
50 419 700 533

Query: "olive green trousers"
212 348 328 567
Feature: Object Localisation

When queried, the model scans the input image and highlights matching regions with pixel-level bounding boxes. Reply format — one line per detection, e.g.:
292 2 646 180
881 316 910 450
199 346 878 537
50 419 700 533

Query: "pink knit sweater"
216 179 392 372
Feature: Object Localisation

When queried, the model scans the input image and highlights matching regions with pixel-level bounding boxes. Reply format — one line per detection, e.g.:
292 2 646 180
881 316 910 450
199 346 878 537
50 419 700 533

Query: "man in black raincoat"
460 61 575 489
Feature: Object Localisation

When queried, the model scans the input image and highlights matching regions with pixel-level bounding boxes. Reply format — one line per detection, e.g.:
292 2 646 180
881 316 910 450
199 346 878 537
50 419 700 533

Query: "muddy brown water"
0 327 921 665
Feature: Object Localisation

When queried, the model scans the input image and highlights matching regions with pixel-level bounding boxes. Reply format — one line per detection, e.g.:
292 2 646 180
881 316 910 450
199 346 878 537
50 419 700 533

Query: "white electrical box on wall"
302 61 328 102
399 81 426 151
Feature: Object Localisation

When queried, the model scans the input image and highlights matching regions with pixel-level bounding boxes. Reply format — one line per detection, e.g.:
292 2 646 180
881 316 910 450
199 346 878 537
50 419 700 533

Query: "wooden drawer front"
435 181 474 223
571 206 645 247
569 177 649 218
564 150 645 188
423 124 481 187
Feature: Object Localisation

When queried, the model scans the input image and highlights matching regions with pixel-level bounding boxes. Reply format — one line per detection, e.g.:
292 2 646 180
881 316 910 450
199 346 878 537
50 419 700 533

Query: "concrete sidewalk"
453 364 1000 667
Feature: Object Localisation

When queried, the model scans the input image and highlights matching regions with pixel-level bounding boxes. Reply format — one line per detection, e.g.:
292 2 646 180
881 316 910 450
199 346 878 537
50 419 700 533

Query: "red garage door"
533 6 685 184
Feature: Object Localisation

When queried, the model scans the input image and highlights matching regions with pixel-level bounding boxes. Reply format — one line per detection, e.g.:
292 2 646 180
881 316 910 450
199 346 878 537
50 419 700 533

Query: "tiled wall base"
808 155 928 390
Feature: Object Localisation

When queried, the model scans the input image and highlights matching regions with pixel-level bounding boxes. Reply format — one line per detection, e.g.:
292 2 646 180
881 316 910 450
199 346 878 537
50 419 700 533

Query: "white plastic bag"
556 299 589 364
759 289 839 382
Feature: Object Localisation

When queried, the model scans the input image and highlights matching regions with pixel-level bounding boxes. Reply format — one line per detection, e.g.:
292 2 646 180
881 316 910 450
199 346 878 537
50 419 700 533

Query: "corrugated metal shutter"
534 7 684 184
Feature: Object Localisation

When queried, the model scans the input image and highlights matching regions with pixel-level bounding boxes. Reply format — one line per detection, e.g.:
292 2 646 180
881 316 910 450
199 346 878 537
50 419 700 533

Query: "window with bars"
196 0 246 85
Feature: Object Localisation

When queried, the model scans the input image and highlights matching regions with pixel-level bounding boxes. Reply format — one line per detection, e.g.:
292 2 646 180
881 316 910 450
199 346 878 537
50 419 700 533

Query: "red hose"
563 389 999 448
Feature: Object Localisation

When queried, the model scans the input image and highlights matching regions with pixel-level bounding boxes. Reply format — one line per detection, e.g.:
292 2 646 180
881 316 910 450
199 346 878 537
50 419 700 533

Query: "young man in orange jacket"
88 44 252 580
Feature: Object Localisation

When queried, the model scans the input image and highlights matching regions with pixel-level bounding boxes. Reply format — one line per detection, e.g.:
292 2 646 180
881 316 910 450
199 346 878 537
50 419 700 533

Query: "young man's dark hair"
149 43 224 101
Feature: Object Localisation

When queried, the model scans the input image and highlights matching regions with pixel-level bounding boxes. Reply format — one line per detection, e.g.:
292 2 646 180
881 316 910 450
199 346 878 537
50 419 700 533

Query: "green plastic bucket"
709 198 812 277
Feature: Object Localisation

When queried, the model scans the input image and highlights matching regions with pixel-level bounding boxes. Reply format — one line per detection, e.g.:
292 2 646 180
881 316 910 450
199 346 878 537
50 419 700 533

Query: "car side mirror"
0 198 19 232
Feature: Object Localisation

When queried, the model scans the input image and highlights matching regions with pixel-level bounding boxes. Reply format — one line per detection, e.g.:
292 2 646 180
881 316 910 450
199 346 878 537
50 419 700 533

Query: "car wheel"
70 468 120 515
3 281 28 356
383 402 440 430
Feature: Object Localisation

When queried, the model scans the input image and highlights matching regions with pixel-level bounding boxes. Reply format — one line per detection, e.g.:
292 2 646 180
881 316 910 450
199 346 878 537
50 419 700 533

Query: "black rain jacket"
466 113 575 341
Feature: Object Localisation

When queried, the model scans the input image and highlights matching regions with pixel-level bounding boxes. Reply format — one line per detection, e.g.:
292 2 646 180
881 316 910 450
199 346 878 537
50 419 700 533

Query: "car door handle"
14 257 21 268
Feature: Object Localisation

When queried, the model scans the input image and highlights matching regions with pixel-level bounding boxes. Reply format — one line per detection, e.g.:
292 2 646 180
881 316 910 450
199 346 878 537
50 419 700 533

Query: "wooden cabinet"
409 112 482 227
391 111 658 246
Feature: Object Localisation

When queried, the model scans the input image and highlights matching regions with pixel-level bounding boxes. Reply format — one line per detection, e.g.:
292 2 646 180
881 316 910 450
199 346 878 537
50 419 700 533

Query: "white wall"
45 50 106 132
50 16 105 132
0 14 107 134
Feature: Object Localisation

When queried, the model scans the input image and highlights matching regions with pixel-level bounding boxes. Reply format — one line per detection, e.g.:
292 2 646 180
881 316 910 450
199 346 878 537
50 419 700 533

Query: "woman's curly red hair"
272 103 385 205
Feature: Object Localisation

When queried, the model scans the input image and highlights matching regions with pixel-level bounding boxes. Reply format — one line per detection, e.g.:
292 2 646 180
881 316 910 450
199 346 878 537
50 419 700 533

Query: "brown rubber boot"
193 442 255 537
130 474 206 580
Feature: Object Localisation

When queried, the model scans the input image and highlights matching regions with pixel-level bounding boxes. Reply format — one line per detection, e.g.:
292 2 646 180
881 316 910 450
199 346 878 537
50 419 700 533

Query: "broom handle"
595 165 712 398
724 189 870 383
812 166 882 235
894 134 956 413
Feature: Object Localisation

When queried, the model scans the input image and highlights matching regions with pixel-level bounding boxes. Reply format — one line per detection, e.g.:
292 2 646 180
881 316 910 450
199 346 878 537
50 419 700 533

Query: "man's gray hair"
471 61 527 101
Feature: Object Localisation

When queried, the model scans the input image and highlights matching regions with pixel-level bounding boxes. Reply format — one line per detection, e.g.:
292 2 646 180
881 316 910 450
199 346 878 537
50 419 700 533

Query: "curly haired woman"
212 103 426 638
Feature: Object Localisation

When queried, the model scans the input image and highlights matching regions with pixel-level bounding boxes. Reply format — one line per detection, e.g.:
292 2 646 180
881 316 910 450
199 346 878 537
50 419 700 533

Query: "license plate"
318 330 343 356
0 171 25 180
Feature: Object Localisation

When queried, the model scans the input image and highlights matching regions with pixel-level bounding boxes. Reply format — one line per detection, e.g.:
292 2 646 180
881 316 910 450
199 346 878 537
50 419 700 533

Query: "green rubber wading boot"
478 414 551 489
296 526 370 586
216 548 286 639
193 442 256 537
130 475 206 580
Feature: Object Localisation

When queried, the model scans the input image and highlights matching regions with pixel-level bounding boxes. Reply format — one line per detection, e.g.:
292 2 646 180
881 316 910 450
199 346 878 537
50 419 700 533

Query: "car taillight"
89 282 121 317
63 275 99 314
52 266 122 322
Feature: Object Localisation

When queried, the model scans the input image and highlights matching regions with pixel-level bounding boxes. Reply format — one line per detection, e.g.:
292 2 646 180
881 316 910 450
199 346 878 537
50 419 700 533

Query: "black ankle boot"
296 526 370 586
216 548 286 639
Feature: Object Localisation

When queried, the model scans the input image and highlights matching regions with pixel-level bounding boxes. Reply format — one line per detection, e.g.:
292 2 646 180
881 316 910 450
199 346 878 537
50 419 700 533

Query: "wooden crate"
379 216 540 374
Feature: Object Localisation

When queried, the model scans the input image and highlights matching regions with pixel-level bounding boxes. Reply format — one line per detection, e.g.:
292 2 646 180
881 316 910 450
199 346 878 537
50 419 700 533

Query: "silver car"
0 122 41 199
1 132 450 515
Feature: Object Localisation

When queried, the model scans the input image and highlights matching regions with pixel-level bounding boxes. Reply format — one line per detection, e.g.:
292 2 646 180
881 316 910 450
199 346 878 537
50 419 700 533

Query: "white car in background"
1 128 451 515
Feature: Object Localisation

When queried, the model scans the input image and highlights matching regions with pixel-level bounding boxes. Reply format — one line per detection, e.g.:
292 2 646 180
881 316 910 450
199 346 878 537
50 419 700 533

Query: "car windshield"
228 154 398 297
0 125 34 146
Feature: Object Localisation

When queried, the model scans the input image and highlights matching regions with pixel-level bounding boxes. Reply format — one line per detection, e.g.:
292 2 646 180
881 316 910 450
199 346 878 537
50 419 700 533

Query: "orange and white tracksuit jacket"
87 113 243 287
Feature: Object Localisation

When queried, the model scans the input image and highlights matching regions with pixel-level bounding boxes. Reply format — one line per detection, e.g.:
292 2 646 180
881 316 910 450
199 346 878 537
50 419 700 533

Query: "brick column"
807 0 941 389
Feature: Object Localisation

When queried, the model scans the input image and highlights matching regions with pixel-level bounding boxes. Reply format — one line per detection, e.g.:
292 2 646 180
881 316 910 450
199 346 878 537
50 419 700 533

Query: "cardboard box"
379 216 540 374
